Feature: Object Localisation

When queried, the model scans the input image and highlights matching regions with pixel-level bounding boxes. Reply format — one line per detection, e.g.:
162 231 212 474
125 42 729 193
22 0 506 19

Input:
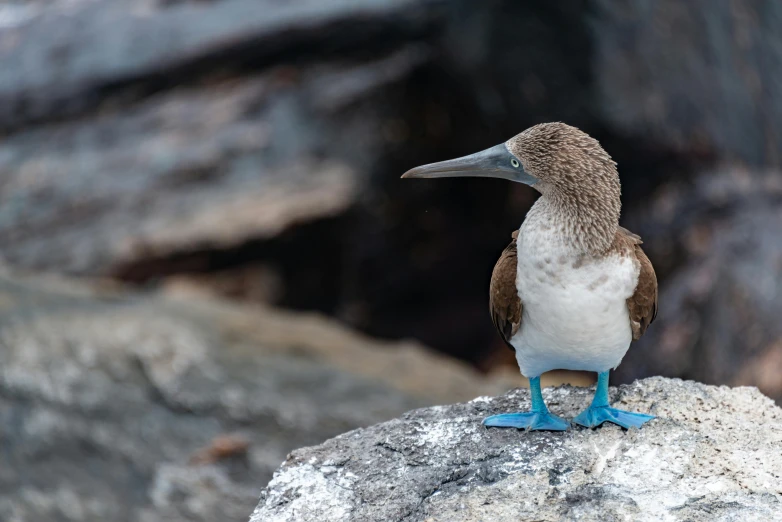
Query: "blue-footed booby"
402 122 657 431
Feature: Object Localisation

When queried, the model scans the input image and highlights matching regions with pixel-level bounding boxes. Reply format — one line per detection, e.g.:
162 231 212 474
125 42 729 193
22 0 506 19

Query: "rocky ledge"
0 271 513 521
252 377 782 522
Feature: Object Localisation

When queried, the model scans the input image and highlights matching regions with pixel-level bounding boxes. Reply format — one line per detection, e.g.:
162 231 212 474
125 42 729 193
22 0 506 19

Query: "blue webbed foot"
483 411 569 431
573 405 654 429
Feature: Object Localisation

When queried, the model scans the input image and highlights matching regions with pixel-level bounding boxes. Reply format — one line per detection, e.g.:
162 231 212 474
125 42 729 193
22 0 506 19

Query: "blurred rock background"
0 0 781 520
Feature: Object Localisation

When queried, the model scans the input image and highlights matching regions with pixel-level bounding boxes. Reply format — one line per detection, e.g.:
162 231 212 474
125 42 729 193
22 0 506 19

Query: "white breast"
510 222 639 377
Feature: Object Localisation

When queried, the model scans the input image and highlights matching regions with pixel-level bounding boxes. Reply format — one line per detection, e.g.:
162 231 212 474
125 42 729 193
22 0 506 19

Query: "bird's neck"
529 190 620 256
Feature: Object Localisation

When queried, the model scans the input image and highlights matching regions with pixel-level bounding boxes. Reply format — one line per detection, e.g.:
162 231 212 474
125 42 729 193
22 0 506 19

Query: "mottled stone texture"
0 0 439 274
253 378 782 522
618 170 782 403
0 271 513 522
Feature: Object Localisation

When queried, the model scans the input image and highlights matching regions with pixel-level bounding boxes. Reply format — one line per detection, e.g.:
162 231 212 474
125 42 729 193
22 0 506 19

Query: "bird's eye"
511 158 520 168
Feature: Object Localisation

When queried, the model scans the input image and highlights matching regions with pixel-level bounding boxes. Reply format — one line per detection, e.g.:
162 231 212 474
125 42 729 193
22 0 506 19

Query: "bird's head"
402 122 619 200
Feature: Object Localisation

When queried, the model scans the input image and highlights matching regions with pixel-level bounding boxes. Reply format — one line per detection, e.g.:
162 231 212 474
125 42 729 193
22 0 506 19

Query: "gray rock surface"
253 377 782 522
0 270 513 522
617 169 782 403
0 0 440 129
0 0 439 274
593 0 782 167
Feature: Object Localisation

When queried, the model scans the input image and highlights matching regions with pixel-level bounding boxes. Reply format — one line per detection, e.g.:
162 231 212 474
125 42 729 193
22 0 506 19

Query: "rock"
617 169 782 402
253 377 782 522
0 270 513 521
0 0 442 129
593 0 782 167
0 0 439 274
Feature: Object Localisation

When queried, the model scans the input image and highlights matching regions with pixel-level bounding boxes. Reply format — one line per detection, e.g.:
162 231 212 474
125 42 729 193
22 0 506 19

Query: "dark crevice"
112 212 353 317
402 457 513 521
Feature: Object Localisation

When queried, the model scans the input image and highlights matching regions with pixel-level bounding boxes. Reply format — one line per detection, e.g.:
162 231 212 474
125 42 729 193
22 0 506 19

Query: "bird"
401 122 657 431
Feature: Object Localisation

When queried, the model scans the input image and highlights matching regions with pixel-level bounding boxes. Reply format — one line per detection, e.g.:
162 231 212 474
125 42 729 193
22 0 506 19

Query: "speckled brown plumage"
506 122 621 255
489 230 521 351
615 226 658 340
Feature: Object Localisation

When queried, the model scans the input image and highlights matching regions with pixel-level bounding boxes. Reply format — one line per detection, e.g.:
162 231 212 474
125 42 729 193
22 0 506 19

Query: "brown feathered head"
402 122 622 253
505 122 619 198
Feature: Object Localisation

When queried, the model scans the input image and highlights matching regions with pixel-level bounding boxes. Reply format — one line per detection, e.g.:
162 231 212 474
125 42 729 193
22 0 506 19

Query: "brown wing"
490 231 522 351
618 227 658 340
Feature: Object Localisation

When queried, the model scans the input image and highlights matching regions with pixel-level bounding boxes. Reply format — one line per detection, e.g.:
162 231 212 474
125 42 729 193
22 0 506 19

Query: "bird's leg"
483 376 569 431
573 371 655 429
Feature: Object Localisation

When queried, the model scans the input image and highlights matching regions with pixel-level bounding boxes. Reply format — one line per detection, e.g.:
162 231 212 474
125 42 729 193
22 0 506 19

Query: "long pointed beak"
401 143 537 186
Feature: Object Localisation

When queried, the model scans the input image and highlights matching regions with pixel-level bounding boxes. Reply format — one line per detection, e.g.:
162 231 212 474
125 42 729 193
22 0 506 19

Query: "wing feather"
618 227 658 340
489 231 522 351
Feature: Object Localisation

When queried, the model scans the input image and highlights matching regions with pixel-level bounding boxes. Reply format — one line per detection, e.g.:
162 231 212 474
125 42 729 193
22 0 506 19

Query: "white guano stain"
255 464 355 522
